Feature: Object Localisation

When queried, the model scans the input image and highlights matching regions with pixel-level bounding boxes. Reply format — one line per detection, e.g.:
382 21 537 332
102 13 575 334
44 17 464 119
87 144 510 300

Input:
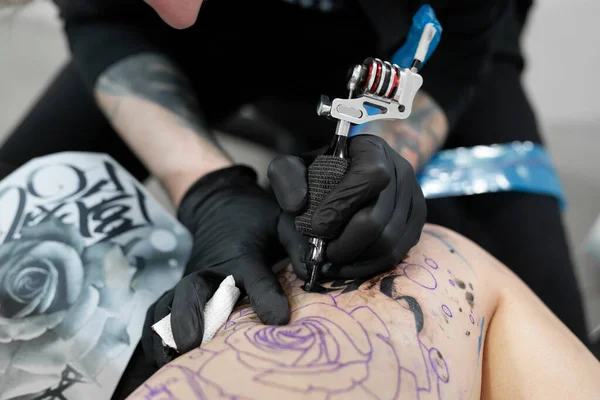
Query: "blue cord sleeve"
391 4 442 69
417 142 567 210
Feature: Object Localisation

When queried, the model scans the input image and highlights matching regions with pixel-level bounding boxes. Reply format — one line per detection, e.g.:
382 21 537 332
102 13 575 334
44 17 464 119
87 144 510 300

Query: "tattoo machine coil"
296 24 437 292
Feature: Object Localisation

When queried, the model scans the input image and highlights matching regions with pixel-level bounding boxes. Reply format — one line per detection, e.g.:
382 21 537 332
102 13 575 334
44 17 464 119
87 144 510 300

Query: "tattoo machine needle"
296 24 437 292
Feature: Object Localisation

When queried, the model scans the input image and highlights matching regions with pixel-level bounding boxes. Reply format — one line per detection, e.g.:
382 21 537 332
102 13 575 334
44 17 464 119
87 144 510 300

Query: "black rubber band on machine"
378 61 392 97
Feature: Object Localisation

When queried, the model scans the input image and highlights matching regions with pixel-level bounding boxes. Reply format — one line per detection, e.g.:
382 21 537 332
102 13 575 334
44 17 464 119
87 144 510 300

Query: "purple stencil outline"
422 230 477 276
428 347 450 383
441 305 453 318
134 253 486 400
425 257 439 269
403 263 438 290
172 297 453 400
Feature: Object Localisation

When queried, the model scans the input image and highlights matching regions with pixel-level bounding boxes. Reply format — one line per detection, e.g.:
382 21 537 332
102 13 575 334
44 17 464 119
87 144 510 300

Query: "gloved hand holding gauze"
152 275 241 350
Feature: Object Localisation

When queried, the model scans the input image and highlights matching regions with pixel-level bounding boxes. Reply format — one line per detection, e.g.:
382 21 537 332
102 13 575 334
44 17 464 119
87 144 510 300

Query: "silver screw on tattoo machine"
295 24 437 292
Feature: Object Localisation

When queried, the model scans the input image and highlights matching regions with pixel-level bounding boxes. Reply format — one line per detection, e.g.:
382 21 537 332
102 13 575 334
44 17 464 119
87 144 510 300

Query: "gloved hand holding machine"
297 25 437 292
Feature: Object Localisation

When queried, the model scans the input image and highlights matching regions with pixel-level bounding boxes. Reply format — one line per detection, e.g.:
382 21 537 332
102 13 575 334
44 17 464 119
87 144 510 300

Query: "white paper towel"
152 275 241 351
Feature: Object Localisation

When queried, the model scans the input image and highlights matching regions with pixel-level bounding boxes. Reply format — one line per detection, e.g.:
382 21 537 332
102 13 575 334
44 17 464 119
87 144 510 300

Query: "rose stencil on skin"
131 231 483 400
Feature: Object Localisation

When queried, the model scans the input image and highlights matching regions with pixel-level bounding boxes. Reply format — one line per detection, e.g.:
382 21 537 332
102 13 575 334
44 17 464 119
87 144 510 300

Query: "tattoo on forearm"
131 232 485 400
96 53 209 135
362 92 449 171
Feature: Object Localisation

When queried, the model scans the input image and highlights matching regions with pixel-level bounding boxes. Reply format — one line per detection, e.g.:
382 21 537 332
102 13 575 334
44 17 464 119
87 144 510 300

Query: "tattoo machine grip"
295 155 350 239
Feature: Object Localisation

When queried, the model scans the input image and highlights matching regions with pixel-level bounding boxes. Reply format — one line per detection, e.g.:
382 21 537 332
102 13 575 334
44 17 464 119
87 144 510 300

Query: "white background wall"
1 0 599 333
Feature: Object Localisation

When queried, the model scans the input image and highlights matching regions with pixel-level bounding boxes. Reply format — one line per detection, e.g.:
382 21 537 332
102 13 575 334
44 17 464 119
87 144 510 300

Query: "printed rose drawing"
0 218 139 400
0 153 191 400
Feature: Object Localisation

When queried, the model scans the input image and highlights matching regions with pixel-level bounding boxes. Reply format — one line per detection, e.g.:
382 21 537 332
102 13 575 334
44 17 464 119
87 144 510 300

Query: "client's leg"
480 241 600 400
129 225 500 399
129 225 600 400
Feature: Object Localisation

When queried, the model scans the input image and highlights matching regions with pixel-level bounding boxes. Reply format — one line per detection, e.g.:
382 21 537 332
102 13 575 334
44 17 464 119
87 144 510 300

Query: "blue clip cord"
391 4 442 69
417 142 567 210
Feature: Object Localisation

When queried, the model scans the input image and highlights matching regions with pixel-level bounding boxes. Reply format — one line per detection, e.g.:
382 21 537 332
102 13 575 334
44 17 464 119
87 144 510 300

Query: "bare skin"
360 92 448 172
129 224 600 400
143 0 204 29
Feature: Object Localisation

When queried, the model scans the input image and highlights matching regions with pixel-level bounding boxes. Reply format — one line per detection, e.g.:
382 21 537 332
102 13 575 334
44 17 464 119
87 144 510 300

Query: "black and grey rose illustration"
0 218 140 400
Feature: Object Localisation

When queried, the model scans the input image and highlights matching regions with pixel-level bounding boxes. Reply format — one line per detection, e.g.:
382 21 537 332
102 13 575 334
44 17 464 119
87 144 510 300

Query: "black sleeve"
419 0 511 130
63 19 163 90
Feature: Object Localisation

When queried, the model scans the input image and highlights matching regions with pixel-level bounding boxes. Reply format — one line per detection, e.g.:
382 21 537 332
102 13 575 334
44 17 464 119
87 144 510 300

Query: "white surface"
0 152 191 400
522 0 600 125
1 0 599 333
585 214 600 261
152 312 178 350
0 2 68 138
152 275 241 350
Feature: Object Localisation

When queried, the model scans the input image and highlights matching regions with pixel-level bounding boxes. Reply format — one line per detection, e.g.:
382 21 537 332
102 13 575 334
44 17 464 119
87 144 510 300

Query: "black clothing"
55 0 509 129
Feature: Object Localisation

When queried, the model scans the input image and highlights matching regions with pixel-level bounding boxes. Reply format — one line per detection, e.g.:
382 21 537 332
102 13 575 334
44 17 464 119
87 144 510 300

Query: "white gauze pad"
152 275 241 350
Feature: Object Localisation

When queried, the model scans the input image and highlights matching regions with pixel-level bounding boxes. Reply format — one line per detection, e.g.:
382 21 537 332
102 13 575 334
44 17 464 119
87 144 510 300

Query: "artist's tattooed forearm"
95 53 210 135
362 92 448 171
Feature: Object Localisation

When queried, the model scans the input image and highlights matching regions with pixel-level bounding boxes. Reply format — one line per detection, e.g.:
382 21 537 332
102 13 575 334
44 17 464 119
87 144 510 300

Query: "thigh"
129 226 500 400
0 62 149 182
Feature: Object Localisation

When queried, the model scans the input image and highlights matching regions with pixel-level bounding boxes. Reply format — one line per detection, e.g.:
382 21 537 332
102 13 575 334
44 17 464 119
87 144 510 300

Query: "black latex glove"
142 166 290 367
268 134 427 280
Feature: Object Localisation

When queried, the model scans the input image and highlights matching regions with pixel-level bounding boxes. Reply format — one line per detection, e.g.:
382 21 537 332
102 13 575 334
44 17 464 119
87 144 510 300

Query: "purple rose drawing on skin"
189 298 402 400
133 262 461 400
0 218 138 400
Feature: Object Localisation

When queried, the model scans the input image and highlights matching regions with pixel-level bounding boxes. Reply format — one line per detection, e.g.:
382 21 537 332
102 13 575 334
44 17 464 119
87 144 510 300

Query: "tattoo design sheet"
0 153 192 400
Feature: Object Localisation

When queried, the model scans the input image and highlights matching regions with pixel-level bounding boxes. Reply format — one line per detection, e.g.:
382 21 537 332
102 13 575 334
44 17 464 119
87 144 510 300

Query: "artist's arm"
359 91 448 171
62 20 291 364
94 53 232 205
62 20 231 205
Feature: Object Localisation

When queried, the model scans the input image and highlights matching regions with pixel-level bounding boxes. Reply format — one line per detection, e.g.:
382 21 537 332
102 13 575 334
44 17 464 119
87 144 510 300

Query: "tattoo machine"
296 24 437 292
